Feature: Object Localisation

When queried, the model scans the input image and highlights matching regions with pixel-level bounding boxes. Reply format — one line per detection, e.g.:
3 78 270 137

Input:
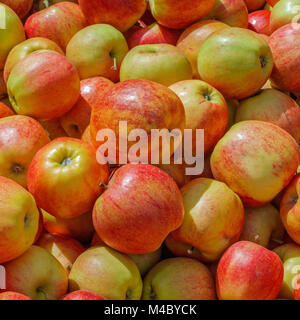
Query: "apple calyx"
149 286 157 300
60 157 72 166
36 286 48 300
11 163 24 175
260 56 268 68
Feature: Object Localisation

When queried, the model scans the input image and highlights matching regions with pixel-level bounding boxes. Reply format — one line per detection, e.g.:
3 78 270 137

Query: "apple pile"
1 0 300 301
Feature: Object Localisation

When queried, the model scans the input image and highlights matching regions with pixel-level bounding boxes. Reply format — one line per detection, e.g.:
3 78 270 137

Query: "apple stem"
99 182 108 190
271 238 285 245
137 20 147 28
43 0 50 8
111 57 117 71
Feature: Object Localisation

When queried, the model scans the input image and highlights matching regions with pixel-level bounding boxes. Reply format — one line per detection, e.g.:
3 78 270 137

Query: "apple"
198 27 273 100
0 177 39 264
66 24 128 82
34 209 44 244
60 77 114 138
69 246 143 300
90 79 185 163
28 137 109 219
217 241 284 300
273 243 300 299
0 291 31 300
24 2 87 51
120 44 192 86
78 0 147 32
235 88 300 141
1 0 33 18
143 257 216 300
205 0 249 28
81 124 93 146
38 0 78 11
211 121 300 207
169 79 228 154
7 50 80 120
157 161 187 188
128 22 181 49
39 118 68 140
244 0 266 11
148 0 215 29
129 249 162 277
266 0 280 6
42 209 94 243
37 233 85 273
4 245 68 300
93 164 184 254
4 37 64 83
0 101 14 118
0 71 6 98
248 10 272 35
176 20 229 79
239 204 285 248
0 3 26 69
225 99 239 131
61 290 107 300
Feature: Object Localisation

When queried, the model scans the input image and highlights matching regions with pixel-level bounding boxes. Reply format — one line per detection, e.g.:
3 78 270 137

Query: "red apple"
217 241 284 300
93 164 184 254
266 0 280 5
27 137 109 219
248 10 272 35
78 0 147 32
0 291 31 300
7 50 80 120
1 0 33 18
61 290 107 300
39 118 68 140
0 102 14 118
244 0 266 11
24 2 87 51
81 125 93 146
38 0 78 11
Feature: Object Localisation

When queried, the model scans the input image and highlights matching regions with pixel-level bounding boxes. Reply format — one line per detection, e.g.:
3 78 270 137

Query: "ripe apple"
0 71 7 98
61 290 107 300
42 209 94 243
248 10 272 35
0 115 50 187
129 249 162 277
1 0 33 18
268 23 300 92
239 204 285 248
38 0 78 11
120 44 192 86
148 0 215 29
78 0 146 32
60 77 114 138
143 257 216 300
235 89 300 141
4 245 68 300
93 164 184 254
69 246 143 300
39 118 68 140
7 50 80 120
169 79 228 154
211 121 300 207
205 0 249 28
176 20 229 79
172 178 244 262
0 102 14 118
226 99 239 131
37 233 85 273
244 0 266 11
4 37 64 83
0 291 31 300
0 177 39 263
266 0 280 6
81 124 93 146
198 27 273 100
66 24 128 82
217 241 284 300
157 161 187 188
0 3 26 69
24 2 87 51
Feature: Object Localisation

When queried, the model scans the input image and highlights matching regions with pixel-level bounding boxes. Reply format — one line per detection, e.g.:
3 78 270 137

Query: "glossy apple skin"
128 22 181 49
0 177 39 264
172 178 244 262
177 20 229 79
0 291 31 300
236 89 300 140
205 0 249 28
4 37 64 83
149 0 215 29
120 44 192 86
25 2 87 51
4 246 68 300
78 0 146 32
198 28 273 100
0 115 50 187
143 258 216 300
211 121 300 207
66 24 128 82
27 137 109 219
61 290 107 300
244 0 266 11
39 118 68 140
1 0 33 18
169 80 228 154
69 246 143 300
239 204 285 248
0 102 14 118
90 79 185 163
42 209 94 243
93 164 184 254
269 24 300 92
7 50 80 120
0 4 26 69
217 241 284 300
60 77 114 138
37 233 85 273
249 10 271 35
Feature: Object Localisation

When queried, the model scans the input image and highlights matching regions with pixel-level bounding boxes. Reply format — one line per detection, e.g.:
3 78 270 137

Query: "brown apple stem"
99 182 108 190
43 0 50 8
271 238 285 245
111 57 117 71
